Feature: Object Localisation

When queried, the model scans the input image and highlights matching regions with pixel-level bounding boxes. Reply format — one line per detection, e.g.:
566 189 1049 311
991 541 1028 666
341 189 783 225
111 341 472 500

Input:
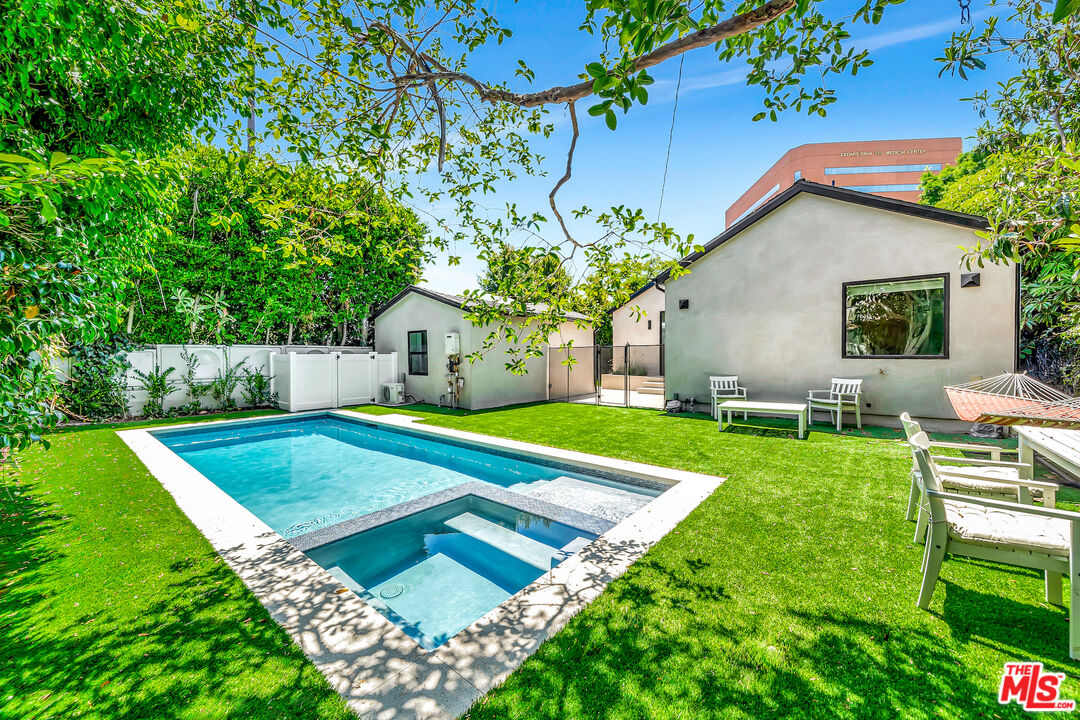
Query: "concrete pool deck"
118 409 723 719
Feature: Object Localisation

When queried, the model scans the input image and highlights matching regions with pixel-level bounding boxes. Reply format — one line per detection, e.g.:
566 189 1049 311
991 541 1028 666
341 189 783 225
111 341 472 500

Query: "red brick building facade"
725 137 962 227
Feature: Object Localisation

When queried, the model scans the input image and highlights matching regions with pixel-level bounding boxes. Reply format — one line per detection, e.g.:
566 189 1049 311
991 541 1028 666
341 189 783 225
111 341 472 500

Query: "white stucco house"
372 285 593 410
616 180 1018 425
612 281 665 347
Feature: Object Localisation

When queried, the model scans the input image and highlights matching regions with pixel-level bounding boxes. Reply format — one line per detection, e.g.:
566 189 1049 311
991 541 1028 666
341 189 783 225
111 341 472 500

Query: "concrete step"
637 387 665 395
445 513 558 570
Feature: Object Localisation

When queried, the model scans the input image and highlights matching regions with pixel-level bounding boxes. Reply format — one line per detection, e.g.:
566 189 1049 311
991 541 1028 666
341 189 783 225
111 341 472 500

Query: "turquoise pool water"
307 495 595 649
153 414 650 537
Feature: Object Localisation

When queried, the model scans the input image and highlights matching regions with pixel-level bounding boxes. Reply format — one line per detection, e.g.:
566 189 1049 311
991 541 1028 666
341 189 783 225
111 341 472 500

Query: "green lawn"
3 403 1078 719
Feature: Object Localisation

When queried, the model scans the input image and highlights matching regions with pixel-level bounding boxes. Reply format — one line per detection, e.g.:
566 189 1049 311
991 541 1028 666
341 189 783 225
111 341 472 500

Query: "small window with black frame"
408 330 428 375
843 274 948 358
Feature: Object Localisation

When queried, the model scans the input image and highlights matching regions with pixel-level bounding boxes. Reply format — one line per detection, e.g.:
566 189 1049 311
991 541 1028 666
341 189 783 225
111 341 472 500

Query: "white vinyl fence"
57 344 397 416
272 351 399 411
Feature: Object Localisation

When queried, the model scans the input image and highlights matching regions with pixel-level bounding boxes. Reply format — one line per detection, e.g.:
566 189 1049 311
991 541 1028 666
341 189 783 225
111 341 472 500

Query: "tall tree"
225 0 903 371
129 146 428 346
937 0 1080 261
477 245 573 303
575 256 670 345
930 1 1080 386
0 0 248 450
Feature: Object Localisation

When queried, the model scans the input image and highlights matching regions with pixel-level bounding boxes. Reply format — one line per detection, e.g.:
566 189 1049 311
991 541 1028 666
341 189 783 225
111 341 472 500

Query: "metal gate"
548 344 664 408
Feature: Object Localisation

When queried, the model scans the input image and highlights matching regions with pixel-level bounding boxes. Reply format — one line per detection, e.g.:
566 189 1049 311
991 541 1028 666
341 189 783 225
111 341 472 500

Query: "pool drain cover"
380 583 405 599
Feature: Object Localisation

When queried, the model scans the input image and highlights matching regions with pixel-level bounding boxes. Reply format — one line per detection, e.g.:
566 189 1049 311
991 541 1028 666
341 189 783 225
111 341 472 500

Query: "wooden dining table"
1016 426 1080 483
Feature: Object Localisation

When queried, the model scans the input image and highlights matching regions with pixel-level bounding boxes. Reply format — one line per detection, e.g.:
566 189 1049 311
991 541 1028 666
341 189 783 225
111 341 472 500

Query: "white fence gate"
273 351 398 412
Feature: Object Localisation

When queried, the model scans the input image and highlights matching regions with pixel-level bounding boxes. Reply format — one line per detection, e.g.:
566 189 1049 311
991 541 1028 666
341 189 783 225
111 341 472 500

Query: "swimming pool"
154 414 658 537
124 410 721 713
151 413 658 649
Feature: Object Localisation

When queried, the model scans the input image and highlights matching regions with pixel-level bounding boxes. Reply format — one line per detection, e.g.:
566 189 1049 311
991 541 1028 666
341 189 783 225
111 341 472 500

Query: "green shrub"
178 349 211 414
59 337 134 420
132 366 177 418
240 368 277 408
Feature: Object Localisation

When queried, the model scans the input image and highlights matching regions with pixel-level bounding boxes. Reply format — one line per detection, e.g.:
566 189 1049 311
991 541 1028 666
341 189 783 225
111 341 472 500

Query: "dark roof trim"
627 280 663 303
371 285 467 319
372 285 591 321
655 180 989 283
608 280 664 318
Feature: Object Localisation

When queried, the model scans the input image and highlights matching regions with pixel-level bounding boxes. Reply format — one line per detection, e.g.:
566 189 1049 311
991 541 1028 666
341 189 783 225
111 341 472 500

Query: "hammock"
945 372 1080 429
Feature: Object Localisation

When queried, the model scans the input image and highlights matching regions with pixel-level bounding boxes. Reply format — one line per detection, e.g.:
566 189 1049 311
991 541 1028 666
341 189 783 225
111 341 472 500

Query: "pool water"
154 415 648 537
306 495 596 649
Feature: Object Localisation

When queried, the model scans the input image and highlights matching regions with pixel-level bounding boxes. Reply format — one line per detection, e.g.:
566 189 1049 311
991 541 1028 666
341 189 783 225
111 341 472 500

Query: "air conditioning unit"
382 382 405 405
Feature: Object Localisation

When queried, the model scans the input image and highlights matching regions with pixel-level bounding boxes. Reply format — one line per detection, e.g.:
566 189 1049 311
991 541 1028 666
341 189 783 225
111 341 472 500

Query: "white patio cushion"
935 466 1043 499
944 499 1070 556
939 465 1020 480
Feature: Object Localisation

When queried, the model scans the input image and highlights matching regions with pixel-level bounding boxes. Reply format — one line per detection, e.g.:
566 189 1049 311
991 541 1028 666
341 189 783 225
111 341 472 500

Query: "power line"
657 54 684 222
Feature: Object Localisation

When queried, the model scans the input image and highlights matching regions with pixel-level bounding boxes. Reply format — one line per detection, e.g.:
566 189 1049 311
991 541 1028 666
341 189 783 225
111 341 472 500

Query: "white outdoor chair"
909 431 1080 660
807 378 863 431
899 413 1056 544
710 376 747 420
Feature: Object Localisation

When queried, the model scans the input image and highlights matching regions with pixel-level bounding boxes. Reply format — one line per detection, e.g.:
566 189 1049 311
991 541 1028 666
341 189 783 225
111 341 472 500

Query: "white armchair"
709 376 747 420
909 431 1080 660
807 378 863 431
900 412 1056 544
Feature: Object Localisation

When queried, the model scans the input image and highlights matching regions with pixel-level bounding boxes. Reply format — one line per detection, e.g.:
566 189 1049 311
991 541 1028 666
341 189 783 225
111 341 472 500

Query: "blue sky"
410 0 1016 294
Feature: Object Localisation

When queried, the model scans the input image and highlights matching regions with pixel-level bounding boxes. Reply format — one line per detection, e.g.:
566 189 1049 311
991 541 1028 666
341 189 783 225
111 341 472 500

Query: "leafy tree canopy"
575 255 670 345
1 0 252 450
225 0 904 371
477 245 573 303
129 146 428 346
937 0 1080 261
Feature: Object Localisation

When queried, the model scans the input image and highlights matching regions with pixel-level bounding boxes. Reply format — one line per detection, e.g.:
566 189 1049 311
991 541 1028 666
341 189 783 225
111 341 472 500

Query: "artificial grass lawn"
2 409 354 720
2 403 1078 719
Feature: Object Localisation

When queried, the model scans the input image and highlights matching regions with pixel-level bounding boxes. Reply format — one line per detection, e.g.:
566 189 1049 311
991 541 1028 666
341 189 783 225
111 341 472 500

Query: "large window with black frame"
843 274 948 359
407 330 428 375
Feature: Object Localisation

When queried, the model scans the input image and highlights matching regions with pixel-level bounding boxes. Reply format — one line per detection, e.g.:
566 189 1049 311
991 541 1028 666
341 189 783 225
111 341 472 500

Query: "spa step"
524 476 652 523
445 513 557 571
326 566 366 595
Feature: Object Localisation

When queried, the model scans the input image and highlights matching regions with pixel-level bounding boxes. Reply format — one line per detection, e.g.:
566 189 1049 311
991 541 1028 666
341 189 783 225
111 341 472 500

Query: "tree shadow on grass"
467 571 1010 720
2 540 352 720
1 468 353 720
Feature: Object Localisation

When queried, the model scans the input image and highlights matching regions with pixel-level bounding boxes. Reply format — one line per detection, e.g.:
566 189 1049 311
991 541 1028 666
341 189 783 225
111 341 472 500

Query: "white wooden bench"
717 400 808 439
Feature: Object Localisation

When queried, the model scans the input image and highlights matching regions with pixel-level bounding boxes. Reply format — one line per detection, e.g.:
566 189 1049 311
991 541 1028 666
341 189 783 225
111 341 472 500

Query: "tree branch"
549 101 579 247
393 0 797 108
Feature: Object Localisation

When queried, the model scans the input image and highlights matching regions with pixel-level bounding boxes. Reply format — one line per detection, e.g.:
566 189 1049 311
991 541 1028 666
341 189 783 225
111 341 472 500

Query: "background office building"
725 137 962 227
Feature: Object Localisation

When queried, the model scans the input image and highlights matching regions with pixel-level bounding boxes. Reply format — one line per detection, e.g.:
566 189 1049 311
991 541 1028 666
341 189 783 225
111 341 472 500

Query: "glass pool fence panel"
597 345 629 407
547 344 597 403
547 344 665 407
626 344 665 409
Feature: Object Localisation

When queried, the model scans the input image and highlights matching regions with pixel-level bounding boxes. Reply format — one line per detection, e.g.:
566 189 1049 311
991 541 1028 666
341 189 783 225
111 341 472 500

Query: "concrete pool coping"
118 408 724 719
289 481 616 552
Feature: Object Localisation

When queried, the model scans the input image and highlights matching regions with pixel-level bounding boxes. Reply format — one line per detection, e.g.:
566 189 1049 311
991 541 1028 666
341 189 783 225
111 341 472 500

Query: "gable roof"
655 180 988 283
627 279 663 303
371 284 591 321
